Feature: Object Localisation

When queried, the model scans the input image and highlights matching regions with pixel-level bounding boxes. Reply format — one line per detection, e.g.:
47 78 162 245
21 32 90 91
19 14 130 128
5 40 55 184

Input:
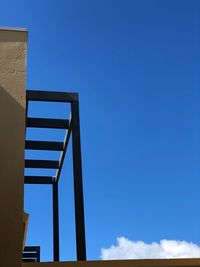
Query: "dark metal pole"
37 247 40 262
52 182 60 261
71 100 87 261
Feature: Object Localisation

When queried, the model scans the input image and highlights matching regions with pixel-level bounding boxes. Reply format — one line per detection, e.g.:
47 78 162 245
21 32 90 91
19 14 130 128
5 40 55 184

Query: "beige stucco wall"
22 258 200 267
0 28 27 267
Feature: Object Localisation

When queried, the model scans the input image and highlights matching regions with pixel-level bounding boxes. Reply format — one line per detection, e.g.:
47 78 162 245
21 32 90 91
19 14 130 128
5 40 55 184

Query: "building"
0 27 199 267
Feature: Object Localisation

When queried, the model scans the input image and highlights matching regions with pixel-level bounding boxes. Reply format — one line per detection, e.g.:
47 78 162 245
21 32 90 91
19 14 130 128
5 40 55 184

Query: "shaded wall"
0 28 27 267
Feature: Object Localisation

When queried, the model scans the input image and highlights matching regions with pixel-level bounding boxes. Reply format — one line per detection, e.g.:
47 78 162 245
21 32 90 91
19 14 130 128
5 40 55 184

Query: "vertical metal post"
37 247 40 262
52 182 60 261
71 100 87 261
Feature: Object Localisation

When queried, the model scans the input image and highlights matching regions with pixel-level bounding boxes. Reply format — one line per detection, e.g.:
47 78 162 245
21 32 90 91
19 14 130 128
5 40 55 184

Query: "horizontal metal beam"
25 176 54 184
25 160 60 169
26 118 69 129
23 246 40 252
22 259 36 262
22 253 38 258
25 140 64 151
27 90 78 102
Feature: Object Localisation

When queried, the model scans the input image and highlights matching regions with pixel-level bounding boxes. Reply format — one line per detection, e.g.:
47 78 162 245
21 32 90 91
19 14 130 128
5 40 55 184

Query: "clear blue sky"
1 0 200 262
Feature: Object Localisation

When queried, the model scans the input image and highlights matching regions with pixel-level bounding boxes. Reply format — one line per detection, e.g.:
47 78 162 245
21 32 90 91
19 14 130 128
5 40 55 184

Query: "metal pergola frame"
25 90 86 262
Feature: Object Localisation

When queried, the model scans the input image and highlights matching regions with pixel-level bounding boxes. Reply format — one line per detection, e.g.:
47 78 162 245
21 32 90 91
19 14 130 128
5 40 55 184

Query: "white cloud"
100 237 200 260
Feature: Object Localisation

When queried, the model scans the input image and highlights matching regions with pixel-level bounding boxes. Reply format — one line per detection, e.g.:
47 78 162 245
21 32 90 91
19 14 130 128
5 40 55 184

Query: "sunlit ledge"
23 258 200 267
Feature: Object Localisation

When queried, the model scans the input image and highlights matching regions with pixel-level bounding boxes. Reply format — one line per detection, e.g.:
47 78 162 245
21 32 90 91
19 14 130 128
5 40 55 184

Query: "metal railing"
23 246 40 262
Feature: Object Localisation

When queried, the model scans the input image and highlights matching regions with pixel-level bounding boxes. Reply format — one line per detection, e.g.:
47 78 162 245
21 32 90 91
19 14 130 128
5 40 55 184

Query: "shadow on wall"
0 85 25 266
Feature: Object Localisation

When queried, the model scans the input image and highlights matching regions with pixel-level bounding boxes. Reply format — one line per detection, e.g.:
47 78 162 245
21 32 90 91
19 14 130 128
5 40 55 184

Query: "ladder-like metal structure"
25 90 86 262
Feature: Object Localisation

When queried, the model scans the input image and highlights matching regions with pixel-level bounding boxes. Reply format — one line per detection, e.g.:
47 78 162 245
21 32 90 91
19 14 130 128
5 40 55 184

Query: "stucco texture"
0 29 27 267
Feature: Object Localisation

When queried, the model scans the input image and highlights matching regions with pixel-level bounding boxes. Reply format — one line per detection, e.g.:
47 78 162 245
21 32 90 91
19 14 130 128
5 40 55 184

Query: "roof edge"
0 27 27 32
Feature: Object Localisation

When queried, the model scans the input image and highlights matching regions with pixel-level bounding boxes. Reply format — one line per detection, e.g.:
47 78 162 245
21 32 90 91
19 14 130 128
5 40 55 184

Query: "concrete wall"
0 28 27 267
22 258 200 267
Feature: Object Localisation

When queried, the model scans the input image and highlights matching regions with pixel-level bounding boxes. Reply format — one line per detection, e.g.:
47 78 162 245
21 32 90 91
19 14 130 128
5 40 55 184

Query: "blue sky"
1 0 200 262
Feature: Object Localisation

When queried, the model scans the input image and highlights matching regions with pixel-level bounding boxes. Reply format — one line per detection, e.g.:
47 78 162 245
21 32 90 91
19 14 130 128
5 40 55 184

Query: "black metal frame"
25 90 86 262
23 246 40 262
